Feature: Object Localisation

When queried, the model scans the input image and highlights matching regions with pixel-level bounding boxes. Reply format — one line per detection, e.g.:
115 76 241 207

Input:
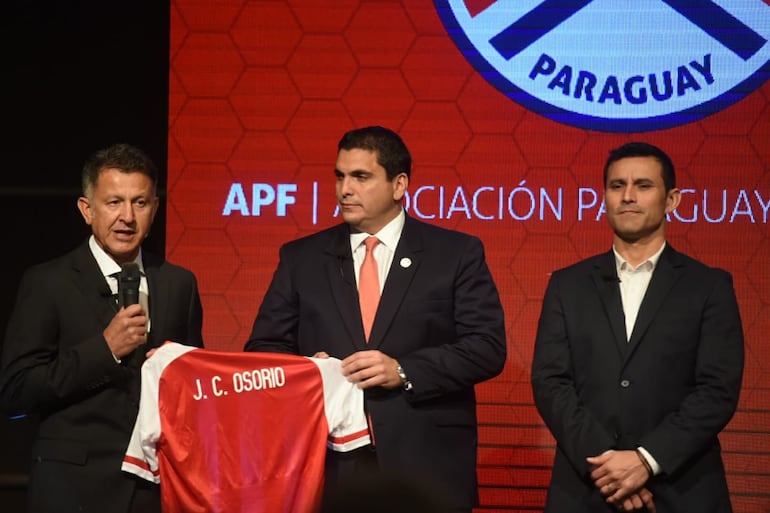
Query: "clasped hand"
587 450 656 512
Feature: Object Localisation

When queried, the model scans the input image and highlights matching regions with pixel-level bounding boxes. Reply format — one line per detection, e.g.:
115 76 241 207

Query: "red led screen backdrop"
167 1 770 511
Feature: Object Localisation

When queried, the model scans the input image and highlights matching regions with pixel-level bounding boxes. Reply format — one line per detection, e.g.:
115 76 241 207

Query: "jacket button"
620 379 631 388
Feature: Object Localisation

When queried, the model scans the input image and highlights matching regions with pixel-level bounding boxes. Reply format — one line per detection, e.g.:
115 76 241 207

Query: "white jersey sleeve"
121 342 198 482
311 357 372 452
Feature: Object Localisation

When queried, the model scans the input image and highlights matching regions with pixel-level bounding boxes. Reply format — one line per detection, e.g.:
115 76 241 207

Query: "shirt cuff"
637 446 661 476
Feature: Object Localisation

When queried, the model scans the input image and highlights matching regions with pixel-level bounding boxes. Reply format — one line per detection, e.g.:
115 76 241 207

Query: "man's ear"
77 196 93 225
392 173 409 201
665 188 681 214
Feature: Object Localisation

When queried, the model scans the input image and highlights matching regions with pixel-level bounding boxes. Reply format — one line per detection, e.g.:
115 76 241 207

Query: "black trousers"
321 445 471 513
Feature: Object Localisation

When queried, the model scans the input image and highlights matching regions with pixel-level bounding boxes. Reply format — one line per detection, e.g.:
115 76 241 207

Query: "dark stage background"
2 2 769 513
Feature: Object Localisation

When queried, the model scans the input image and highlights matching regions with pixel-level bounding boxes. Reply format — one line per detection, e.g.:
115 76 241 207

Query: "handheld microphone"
118 262 141 307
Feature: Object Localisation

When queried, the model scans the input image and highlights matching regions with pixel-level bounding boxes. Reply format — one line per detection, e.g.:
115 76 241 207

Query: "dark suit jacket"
531 244 744 513
245 215 506 509
0 240 204 513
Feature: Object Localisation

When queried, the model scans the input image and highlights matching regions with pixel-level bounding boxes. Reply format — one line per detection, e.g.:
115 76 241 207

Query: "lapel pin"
400 258 412 268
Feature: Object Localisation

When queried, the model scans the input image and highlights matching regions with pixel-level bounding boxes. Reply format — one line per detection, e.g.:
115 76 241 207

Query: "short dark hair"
82 143 158 197
337 126 412 180
603 142 676 191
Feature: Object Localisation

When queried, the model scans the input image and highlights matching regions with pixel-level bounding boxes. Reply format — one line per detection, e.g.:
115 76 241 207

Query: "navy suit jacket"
246 215 506 508
0 240 204 513
531 244 744 513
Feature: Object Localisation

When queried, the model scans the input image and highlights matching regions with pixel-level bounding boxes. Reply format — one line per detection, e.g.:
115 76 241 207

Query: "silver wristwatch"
396 363 413 391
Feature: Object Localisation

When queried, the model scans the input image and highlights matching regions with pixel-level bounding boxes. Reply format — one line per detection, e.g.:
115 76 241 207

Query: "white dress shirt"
349 209 405 292
89 235 151 332
612 241 666 476
614 243 665 341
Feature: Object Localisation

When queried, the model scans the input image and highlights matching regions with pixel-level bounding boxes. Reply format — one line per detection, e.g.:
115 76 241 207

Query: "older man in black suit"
0 143 204 513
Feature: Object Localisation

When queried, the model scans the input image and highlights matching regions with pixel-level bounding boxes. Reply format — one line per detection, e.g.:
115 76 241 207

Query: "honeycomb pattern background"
166 1 770 511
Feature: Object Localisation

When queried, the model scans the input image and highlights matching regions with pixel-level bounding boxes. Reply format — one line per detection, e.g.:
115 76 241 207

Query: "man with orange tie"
245 125 506 513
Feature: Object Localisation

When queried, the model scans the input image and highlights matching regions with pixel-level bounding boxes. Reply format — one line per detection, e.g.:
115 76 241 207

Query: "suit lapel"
627 245 684 356
591 251 627 358
71 242 118 329
143 252 164 349
367 217 422 348
324 225 366 350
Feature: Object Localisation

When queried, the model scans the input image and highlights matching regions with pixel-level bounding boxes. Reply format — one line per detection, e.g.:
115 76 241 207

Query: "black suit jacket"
531 244 744 513
246 215 507 509
0 240 204 513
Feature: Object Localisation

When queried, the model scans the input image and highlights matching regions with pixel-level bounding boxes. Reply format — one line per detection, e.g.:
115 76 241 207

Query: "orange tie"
359 236 381 341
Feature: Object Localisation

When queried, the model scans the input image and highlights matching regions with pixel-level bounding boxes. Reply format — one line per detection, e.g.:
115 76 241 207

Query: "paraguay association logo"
435 0 770 132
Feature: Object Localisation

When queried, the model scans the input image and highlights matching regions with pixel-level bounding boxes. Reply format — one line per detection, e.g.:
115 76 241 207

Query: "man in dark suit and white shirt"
531 142 744 512
0 143 204 513
245 126 506 513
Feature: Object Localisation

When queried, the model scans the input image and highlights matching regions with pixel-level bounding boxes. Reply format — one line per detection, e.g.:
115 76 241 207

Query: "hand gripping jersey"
122 342 370 513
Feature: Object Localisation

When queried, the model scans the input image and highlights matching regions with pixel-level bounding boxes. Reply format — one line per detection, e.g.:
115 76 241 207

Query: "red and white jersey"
122 342 370 513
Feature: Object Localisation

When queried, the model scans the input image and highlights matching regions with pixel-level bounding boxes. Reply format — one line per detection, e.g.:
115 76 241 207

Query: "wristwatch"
395 363 413 391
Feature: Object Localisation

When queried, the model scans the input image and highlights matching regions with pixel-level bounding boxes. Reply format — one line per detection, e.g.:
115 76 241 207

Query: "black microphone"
602 273 621 284
118 262 141 307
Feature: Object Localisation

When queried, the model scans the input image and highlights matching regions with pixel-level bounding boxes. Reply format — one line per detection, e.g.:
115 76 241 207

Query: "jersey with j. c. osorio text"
121 342 370 513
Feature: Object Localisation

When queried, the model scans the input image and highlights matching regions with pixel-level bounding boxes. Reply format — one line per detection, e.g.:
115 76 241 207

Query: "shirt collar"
350 209 405 252
613 241 665 273
88 235 145 278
